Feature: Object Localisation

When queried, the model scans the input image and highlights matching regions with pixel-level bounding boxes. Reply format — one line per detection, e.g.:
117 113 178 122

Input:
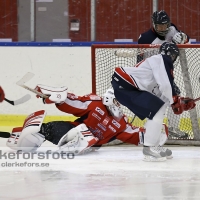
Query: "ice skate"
158 145 173 159
143 146 167 162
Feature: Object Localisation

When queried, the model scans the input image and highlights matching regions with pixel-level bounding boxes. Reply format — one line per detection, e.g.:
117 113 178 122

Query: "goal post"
91 44 200 145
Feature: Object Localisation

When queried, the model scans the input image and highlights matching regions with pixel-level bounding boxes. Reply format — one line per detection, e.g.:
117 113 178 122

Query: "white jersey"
114 54 174 105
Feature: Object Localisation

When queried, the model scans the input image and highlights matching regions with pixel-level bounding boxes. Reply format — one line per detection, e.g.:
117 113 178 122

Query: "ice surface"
0 138 200 200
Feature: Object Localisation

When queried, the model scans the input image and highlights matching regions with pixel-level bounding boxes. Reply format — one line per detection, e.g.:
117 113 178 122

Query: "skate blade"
143 155 167 162
166 155 173 159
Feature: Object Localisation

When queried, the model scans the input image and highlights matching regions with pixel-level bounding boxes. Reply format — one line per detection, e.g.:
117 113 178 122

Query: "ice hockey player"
138 10 190 46
0 86 5 103
6 88 169 161
137 10 190 138
111 42 196 161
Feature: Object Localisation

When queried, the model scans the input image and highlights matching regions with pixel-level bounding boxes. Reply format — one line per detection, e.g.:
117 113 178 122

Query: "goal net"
91 44 200 145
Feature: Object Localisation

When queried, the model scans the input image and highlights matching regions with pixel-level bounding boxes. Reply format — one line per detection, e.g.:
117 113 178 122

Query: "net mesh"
92 45 200 143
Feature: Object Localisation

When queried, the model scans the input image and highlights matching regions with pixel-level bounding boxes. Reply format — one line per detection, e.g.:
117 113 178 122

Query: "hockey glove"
172 32 187 44
0 86 5 102
34 84 68 104
171 96 196 115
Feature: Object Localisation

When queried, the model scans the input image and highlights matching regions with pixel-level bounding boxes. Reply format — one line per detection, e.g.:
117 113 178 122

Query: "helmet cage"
152 10 170 36
102 89 115 106
102 89 123 120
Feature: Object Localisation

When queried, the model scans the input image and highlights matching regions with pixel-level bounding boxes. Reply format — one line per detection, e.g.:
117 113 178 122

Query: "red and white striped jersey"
55 92 141 146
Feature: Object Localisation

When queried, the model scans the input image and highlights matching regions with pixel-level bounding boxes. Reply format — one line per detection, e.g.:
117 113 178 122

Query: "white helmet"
102 88 123 120
102 88 115 106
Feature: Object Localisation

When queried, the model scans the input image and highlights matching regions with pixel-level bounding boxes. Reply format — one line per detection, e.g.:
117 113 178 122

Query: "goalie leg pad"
18 132 44 152
58 123 99 155
6 127 22 150
6 110 46 152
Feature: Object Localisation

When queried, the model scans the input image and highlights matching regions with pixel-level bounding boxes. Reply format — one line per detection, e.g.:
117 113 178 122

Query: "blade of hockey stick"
16 72 48 98
4 94 31 106
0 131 10 138
16 72 35 86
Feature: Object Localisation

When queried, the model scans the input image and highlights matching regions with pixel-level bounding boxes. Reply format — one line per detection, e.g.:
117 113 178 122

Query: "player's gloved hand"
34 85 52 104
171 96 196 115
34 84 68 104
172 32 187 44
0 86 5 102
43 96 54 104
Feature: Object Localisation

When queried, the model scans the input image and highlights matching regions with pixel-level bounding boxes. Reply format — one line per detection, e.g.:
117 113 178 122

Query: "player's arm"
171 23 190 44
160 58 196 115
161 56 178 97
34 84 97 117
151 55 176 104
115 123 144 145
56 93 95 117
158 51 196 114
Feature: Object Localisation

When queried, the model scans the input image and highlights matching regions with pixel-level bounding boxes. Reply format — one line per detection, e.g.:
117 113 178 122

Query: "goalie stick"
4 94 31 106
16 72 48 98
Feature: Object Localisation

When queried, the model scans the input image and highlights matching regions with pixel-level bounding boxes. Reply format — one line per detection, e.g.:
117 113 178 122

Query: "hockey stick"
4 94 31 106
194 97 200 102
130 114 136 124
16 72 48 98
0 131 10 138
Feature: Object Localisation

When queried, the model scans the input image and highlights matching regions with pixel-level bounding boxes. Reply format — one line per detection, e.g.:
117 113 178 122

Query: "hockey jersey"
55 92 142 146
113 54 176 105
138 24 189 44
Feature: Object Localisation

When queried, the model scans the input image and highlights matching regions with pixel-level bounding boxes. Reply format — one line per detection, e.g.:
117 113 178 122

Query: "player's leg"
39 121 98 155
112 81 168 161
40 121 99 155
57 123 99 155
142 103 168 161
155 123 173 159
39 121 76 145
6 110 46 152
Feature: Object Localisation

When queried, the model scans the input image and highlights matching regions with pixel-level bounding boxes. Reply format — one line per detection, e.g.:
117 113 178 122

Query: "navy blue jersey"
138 23 188 44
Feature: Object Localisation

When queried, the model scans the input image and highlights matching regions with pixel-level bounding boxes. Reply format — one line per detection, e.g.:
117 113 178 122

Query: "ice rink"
0 138 200 200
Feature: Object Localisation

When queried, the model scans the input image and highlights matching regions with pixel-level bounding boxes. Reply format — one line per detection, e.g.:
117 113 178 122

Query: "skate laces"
158 145 166 152
151 146 163 153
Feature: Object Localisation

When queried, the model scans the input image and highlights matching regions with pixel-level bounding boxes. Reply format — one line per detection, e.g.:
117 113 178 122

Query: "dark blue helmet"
159 42 179 63
152 10 170 36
